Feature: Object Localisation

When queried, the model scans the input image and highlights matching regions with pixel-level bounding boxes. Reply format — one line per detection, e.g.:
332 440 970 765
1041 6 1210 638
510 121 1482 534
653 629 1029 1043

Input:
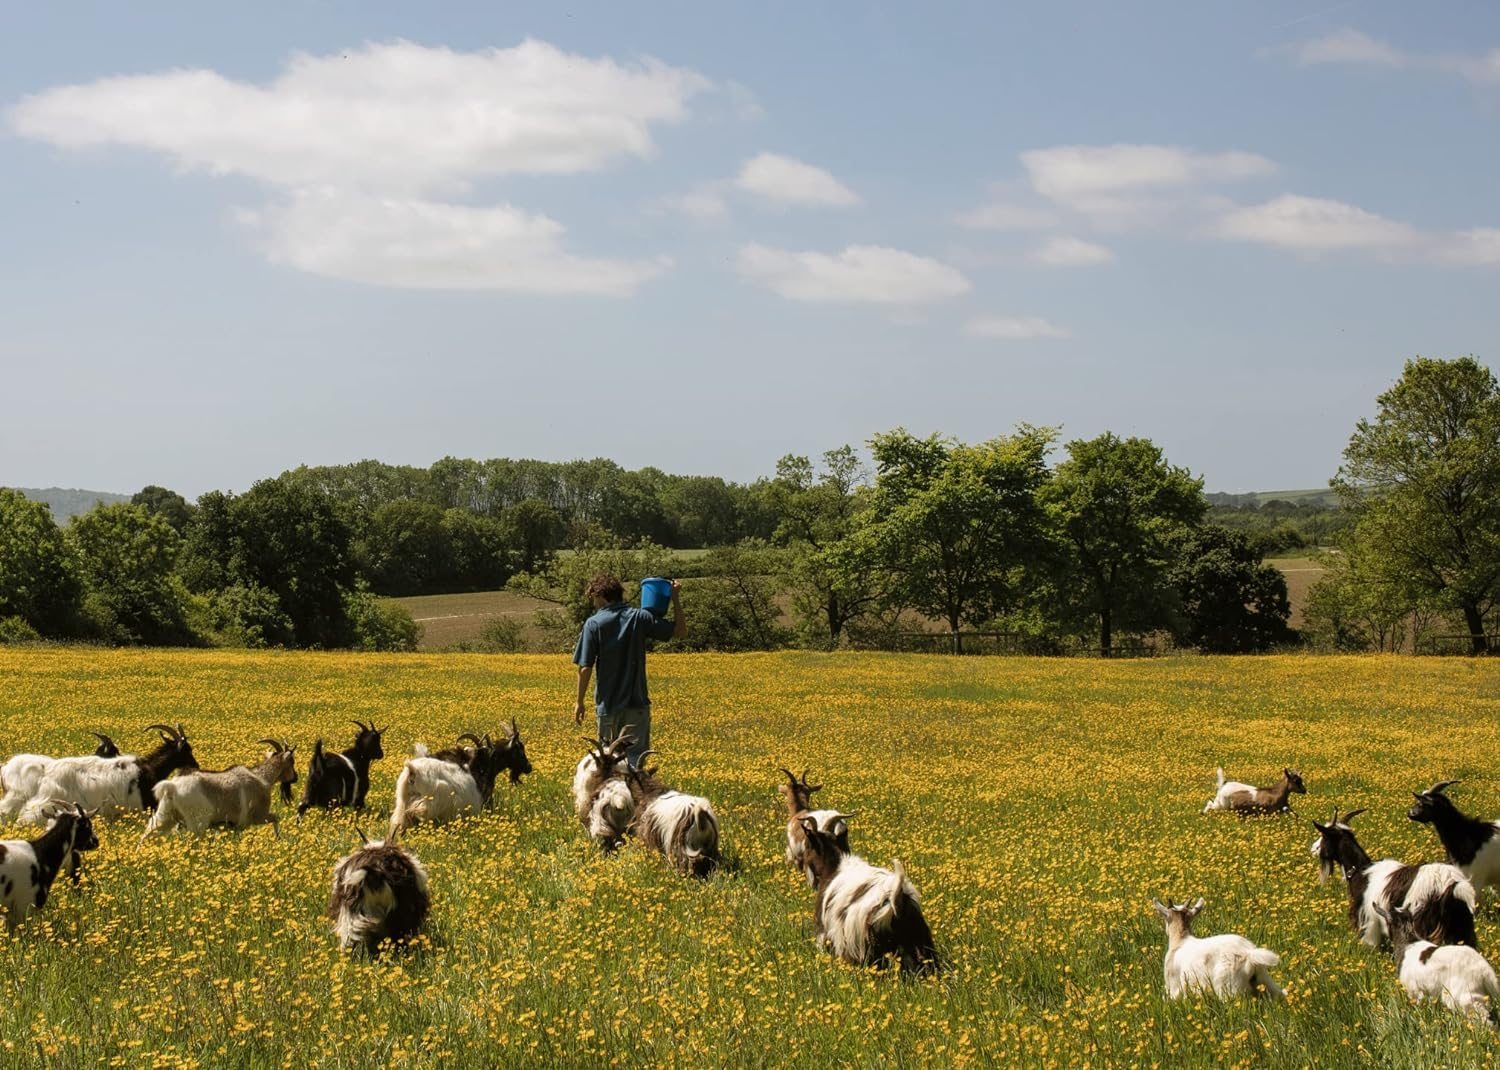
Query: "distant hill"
11 487 131 522
1205 488 1338 509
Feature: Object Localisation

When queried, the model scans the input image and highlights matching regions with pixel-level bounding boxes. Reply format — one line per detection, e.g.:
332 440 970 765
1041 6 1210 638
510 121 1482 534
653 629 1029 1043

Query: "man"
573 573 686 768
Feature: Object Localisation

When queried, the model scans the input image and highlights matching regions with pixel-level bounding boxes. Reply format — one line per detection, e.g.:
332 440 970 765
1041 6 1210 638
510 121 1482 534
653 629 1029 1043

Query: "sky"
2 1 1498 498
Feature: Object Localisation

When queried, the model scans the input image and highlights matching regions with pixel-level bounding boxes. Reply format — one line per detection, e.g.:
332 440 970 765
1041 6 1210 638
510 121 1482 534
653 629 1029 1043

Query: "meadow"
1 649 1498 1069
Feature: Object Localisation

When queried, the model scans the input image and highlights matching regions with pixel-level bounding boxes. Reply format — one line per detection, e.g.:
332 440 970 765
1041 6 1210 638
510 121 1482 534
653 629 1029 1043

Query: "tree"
1332 356 1500 654
358 501 453 596
131 485 194 534
862 428 1053 652
1168 525 1292 653
503 499 564 572
670 540 792 652
507 539 675 651
68 503 193 644
1042 433 1205 655
441 509 518 591
0 488 82 636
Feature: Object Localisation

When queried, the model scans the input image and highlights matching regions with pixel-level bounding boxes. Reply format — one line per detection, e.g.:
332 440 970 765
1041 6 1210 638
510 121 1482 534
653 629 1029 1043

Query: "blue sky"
3 1 1498 498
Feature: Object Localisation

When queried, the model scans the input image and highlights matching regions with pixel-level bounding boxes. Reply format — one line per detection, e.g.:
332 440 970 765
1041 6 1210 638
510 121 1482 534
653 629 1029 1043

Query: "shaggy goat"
1202 767 1306 816
16 724 198 825
0 804 99 930
144 739 298 839
298 721 385 816
779 767 849 886
327 831 430 954
1311 806 1478 948
627 753 720 878
387 723 531 837
0 732 124 821
1152 898 1283 1000
572 731 636 853
798 814 938 975
1408 781 1500 897
1376 903 1500 1026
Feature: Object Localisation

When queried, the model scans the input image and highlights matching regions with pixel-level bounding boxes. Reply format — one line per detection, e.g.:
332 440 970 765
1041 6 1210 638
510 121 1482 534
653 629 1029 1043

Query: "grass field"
2 650 1499 1068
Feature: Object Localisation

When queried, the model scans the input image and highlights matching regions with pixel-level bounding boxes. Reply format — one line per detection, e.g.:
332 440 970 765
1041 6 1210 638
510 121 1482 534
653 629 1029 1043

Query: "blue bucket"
640 577 673 617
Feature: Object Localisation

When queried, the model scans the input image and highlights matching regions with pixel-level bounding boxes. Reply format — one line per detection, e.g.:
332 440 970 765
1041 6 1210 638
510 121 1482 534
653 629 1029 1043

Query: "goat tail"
388 765 413 839
1215 767 1226 789
311 738 326 769
1248 947 1280 969
412 743 430 758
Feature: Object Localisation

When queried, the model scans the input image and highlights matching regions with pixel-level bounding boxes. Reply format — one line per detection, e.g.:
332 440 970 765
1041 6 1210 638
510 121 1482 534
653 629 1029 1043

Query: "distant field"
1266 556 1329 629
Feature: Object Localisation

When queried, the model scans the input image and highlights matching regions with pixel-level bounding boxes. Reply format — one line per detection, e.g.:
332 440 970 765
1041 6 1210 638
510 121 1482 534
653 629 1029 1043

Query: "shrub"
208 585 296 649
478 616 527 653
0 616 41 644
345 591 421 652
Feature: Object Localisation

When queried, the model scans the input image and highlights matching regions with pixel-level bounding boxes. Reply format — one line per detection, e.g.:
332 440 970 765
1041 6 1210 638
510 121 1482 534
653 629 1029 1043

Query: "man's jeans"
597 707 651 769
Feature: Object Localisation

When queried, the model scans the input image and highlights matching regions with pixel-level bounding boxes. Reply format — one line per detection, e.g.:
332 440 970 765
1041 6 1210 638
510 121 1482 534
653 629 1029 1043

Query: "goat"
1409 780 1500 897
1202 766 1306 816
1152 898 1283 1000
1376 902 1500 1027
0 804 99 930
1311 806 1478 949
327 830 430 954
143 739 297 839
387 724 530 838
16 724 198 826
797 814 937 975
572 731 636 853
0 732 124 821
627 752 720 878
298 721 386 816
779 767 849 886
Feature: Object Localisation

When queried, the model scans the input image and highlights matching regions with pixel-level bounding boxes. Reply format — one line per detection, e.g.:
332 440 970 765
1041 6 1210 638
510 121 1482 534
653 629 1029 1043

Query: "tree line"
2 356 1495 655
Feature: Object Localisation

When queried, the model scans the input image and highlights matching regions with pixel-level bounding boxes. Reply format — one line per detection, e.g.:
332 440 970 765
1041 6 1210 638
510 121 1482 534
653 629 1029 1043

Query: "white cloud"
242 188 669 295
954 200 1057 231
650 185 729 221
964 316 1072 340
1437 228 1500 265
1214 194 1420 252
9 38 709 193
736 243 970 304
1030 236 1115 267
734 152 860 207
1280 29 1500 85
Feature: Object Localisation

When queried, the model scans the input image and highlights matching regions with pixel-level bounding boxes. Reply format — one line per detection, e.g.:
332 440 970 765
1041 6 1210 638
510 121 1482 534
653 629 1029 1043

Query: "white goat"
1153 898 1284 1000
0 733 122 821
572 733 636 853
15 724 198 826
143 740 296 839
1377 903 1500 1026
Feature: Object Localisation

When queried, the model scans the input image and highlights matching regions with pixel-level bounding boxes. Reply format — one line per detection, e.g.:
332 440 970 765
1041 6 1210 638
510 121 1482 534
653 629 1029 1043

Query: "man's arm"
574 665 593 725
670 579 686 639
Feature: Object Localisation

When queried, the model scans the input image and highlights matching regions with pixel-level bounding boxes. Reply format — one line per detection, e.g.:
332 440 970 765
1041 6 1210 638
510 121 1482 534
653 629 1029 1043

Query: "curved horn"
92 731 116 746
1429 780 1460 796
256 738 287 753
457 733 485 748
779 767 799 786
508 718 519 738
1340 808 1366 824
635 750 658 768
351 720 370 733
143 723 177 739
175 723 186 739
355 828 370 846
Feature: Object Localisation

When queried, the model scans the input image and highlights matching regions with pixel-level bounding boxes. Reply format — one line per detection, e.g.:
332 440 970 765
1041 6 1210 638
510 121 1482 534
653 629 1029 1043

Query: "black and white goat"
797 814 938 975
572 732 636 853
779 768 849 886
0 804 99 930
327 831 430 954
387 723 531 837
0 732 123 821
1311 806 1478 949
1409 781 1500 897
298 721 386 816
16 724 199 826
626 753 720 878
1375 903 1500 1026
1202 767 1306 816
143 739 298 839
1152 898 1283 1000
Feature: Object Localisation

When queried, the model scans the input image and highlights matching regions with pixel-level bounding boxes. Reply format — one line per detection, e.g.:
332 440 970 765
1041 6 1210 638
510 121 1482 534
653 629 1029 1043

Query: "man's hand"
573 701 586 725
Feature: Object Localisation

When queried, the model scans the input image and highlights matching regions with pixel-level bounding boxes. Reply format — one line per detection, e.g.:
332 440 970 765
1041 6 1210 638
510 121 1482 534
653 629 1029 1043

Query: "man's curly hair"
585 574 626 604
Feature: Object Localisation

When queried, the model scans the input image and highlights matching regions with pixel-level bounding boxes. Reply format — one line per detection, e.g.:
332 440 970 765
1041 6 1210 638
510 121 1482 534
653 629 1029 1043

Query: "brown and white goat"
1203 767 1306 816
328 831 430 954
798 814 938 975
627 754 720 878
144 739 297 839
572 731 636 853
779 768 850 886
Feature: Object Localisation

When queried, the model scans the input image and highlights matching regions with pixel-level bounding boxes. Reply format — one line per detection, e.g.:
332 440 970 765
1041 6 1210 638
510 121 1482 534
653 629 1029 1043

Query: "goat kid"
1152 898 1283 1000
144 739 297 839
0 732 124 821
1202 767 1306 816
16 724 198 826
0 804 99 930
1311 807 1478 949
779 767 849 886
388 724 531 837
327 830 430 954
572 732 635 853
1409 780 1500 897
1376 903 1500 1027
299 721 385 816
627 754 720 878
798 814 938 975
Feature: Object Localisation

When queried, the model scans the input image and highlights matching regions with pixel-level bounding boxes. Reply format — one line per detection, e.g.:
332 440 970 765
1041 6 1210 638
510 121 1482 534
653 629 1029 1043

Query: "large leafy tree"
1332 356 1500 654
131 485 194 534
0 488 83 635
1169 525 1291 653
358 500 453 597
1043 433 1205 654
863 427 1053 652
68 503 192 644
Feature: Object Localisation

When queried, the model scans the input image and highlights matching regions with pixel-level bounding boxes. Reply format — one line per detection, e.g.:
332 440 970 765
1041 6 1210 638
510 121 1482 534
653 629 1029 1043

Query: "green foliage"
477 616 527 653
667 541 792 653
1042 432 1206 654
344 590 422 652
358 500 453 597
503 498 563 571
0 487 84 636
1169 525 1292 653
0 616 42 644
509 539 675 651
440 509 517 591
67 503 194 645
1333 355 1500 653
204 584 296 649
130 485 194 533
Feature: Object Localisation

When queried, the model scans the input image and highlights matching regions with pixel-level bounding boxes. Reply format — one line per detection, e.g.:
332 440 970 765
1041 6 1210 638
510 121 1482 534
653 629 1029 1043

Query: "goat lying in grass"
1202 767 1306 816
328 831 430 954
1152 898 1283 1000
1311 806 1477 949
1376 903 1499 1026
1409 780 1500 897
779 767 849 886
143 739 297 839
798 814 938 975
627 753 720 878
0 804 99 930
573 731 636 853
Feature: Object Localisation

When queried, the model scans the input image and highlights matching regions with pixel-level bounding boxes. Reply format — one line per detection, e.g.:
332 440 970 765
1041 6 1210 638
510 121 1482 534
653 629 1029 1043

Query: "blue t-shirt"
573 603 675 715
